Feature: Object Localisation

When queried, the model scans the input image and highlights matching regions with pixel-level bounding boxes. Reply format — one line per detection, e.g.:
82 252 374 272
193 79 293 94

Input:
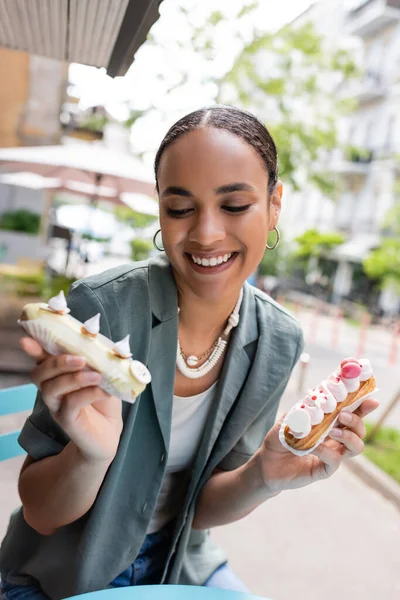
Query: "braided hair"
154 105 278 195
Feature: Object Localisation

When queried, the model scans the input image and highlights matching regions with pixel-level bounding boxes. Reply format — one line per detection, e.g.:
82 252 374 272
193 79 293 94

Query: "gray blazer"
0 255 303 600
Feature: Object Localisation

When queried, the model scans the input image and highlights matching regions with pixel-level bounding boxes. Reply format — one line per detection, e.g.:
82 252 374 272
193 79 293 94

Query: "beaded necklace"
176 288 243 379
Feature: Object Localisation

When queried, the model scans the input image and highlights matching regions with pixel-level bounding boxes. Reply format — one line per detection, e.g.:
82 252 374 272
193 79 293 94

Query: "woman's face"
158 127 282 301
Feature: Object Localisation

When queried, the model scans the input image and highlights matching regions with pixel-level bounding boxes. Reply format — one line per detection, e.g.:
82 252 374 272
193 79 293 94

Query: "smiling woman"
0 105 379 600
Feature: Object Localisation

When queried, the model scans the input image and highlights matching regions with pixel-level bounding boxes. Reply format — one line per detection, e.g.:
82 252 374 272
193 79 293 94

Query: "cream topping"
286 357 374 439
286 406 312 439
130 360 151 385
47 290 70 314
112 334 132 358
359 358 373 381
302 397 325 424
82 313 100 335
326 373 348 403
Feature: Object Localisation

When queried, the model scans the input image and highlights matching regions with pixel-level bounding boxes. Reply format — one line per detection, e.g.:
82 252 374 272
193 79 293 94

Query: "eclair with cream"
18 291 151 403
280 357 376 455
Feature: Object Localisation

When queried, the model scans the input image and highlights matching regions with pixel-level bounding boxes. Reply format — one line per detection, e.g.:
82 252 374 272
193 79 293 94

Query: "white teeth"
190 252 233 267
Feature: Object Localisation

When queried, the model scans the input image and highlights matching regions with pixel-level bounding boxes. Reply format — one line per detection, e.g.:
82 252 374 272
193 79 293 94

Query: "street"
213 376 400 600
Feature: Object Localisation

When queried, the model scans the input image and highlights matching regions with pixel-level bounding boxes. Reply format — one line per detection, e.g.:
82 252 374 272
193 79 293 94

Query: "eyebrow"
161 182 256 198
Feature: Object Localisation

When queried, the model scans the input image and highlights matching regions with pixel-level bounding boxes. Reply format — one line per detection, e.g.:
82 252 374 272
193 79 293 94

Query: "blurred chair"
0 384 36 461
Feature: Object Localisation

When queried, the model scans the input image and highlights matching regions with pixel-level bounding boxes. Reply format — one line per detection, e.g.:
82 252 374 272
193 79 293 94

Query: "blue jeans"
0 527 248 599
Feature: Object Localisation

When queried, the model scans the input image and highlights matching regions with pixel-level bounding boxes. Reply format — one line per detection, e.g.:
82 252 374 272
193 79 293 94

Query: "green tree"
220 20 358 195
142 3 358 197
114 206 157 230
130 238 153 262
0 209 41 234
363 202 400 291
258 236 291 277
294 229 345 263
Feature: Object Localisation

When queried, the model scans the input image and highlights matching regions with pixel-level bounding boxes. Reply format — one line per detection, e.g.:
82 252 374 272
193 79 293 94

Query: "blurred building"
222 0 400 313
0 48 68 148
331 0 400 313
291 0 400 313
0 1 163 268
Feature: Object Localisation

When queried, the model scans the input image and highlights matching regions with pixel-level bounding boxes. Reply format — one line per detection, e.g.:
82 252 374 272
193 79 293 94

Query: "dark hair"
154 105 278 194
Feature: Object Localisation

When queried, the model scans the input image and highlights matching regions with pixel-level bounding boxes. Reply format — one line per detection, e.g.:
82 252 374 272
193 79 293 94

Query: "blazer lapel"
147 255 179 450
147 316 177 450
192 283 258 471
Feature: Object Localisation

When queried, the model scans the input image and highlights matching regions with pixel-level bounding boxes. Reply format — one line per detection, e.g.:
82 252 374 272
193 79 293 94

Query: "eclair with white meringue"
279 357 376 455
18 292 151 403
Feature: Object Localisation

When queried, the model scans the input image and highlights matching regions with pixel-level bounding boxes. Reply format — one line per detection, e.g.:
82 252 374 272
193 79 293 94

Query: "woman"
0 106 378 600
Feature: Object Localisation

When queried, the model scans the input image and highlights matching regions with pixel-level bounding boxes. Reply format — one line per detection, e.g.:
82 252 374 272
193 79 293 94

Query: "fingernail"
66 355 85 366
330 428 342 438
339 412 351 424
84 371 101 383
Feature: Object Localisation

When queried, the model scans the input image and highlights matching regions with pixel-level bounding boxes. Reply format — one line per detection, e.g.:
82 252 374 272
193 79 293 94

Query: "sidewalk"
213 376 400 600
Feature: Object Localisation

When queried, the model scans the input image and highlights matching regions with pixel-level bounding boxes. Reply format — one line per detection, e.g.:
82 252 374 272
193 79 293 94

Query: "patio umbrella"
0 172 159 213
0 143 156 201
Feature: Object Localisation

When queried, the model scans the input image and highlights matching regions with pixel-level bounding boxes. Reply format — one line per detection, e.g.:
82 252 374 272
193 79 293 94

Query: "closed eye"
166 205 251 218
166 208 194 217
223 205 251 213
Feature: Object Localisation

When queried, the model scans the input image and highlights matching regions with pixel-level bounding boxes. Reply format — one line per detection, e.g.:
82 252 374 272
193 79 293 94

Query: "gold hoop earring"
153 229 164 252
266 226 280 251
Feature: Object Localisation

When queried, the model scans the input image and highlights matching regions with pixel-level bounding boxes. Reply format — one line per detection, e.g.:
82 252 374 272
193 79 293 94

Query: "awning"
0 0 164 77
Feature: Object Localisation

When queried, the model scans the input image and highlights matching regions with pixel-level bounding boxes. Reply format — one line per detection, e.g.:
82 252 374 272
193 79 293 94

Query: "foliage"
258 234 291 277
123 109 146 130
364 422 400 485
130 238 153 262
0 209 41 235
219 19 359 194
41 274 76 300
344 145 373 163
80 114 109 132
293 229 345 261
81 232 111 243
132 3 358 199
363 240 400 290
114 206 157 230
363 203 400 290
1 270 76 298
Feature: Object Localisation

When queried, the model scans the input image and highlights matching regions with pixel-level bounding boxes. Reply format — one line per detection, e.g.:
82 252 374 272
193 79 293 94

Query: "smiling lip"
185 252 238 274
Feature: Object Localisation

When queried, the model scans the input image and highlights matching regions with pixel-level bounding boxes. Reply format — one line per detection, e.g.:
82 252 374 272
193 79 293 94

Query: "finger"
329 427 365 457
59 386 112 424
337 411 366 439
31 354 86 388
41 370 102 413
20 336 49 363
353 398 380 419
312 440 342 476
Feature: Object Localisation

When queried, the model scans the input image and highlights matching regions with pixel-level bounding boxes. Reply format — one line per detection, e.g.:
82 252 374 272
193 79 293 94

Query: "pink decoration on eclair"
340 357 362 392
325 372 347 403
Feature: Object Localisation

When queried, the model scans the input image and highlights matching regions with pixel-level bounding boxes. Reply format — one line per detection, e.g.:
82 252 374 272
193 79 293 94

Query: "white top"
147 381 218 534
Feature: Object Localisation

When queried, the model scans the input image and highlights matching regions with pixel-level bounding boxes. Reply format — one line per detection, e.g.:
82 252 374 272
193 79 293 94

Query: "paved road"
213 377 400 600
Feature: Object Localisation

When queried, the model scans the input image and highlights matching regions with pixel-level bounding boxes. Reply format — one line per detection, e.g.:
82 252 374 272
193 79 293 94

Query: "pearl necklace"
176 288 243 379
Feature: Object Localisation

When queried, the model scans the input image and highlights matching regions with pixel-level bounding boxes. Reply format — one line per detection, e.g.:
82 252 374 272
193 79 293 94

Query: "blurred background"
0 1 400 599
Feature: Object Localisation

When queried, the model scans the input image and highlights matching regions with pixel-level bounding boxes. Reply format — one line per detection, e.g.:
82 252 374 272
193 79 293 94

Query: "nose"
188 208 226 247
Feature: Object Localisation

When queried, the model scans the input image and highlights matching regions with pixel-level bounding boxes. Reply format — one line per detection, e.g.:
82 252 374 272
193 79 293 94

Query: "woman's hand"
21 336 123 463
259 398 380 494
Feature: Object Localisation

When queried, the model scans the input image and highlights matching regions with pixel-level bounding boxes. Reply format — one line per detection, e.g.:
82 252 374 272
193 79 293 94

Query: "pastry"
18 291 151 404
279 357 376 456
